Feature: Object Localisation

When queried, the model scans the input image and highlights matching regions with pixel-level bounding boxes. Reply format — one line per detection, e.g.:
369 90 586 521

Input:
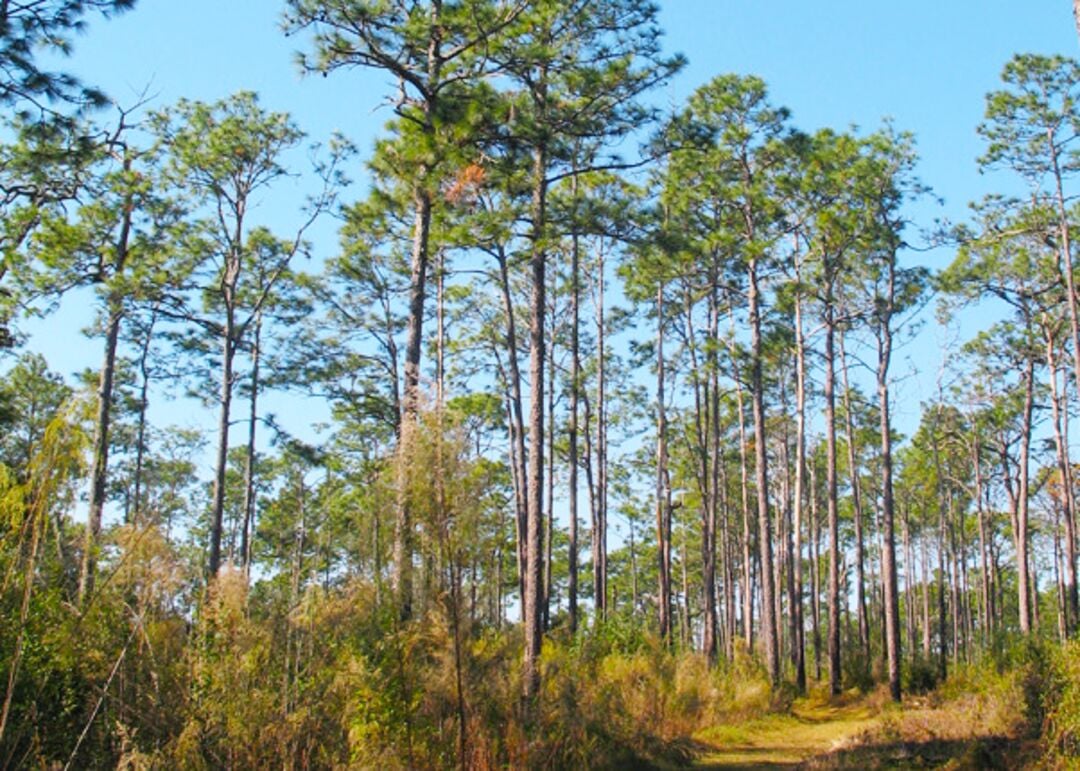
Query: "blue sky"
20 1 1080 532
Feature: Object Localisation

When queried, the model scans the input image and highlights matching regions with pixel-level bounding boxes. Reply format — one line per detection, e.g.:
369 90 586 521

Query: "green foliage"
0 0 136 118
1045 639 1080 762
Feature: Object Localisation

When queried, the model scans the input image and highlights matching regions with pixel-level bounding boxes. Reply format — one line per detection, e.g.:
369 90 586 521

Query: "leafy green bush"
1044 639 1080 763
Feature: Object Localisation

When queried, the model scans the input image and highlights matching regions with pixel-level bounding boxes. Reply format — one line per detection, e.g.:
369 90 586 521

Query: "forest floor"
687 686 1037 769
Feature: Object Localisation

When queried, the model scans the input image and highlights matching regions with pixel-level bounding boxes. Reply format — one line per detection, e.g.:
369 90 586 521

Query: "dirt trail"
692 694 879 769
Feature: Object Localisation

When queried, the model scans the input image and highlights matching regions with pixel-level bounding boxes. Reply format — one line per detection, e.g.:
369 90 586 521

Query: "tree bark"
523 136 548 700
240 310 262 573
792 280 808 692
876 293 902 702
209 302 237 578
79 298 124 601
748 256 778 683
594 243 607 621
838 328 869 660
1016 356 1036 633
824 309 842 695
655 283 672 641
568 197 580 635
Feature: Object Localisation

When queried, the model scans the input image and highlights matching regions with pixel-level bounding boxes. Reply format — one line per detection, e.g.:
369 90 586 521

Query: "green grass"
692 692 881 768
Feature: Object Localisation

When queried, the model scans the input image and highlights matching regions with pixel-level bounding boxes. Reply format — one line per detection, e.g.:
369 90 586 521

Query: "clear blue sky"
22 1 1080 527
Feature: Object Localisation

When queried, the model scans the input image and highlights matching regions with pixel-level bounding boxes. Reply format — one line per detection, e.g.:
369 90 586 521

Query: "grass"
687 681 1036 770
692 690 882 769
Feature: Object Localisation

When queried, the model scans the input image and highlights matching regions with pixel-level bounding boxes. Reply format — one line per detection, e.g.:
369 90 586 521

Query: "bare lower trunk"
838 328 869 659
1046 329 1078 633
209 306 237 578
810 460 822 681
731 346 754 651
240 311 262 572
749 258 778 682
878 329 901 702
523 140 547 700
394 187 433 620
495 249 528 604
79 300 124 602
568 218 580 635
1016 356 1035 634
824 314 842 695
792 285 808 692
655 284 672 641
594 245 607 621
874 258 902 702
544 302 556 630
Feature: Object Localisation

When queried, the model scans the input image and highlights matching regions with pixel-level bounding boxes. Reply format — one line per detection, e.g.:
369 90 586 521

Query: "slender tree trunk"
544 295 556 630
209 290 238 578
594 244 607 621
876 279 901 702
240 310 262 573
729 345 755 652
903 508 917 655
394 4 444 620
973 436 993 641
568 206 580 635
523 135 548 700
436 248 445 407
655 283 672 641
1016 355 1036 634
792 282 808 692
681 531 692 648
748 257 778 683
838 328 869 659
937 490 948 680
824 309 842 695
701 280 720 662
80 298 124 601
921 529 932 658
810 459 822 681
394 185 433 620
495 251 529 605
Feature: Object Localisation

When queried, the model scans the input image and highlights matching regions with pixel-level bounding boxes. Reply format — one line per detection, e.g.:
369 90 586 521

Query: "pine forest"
1 1 1080 768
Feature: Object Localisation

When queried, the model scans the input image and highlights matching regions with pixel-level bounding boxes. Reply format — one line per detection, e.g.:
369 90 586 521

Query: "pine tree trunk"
240 310 262 573
209 297 237 578
1016 356 1035 634
810 459 822 681
824 311 842 695
655 283 672 641
523 137 548 700
595 245 607 621
792 283 808 692
568 212 580 635
496 250 529 606
875 262 902 701
838 328 869 659
749 257 778 682
729 337 755 651
80 298 124 601
544 298 556 631
394 186 433 620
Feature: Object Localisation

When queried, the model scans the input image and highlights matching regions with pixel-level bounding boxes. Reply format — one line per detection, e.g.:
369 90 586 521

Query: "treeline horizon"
1 1 1079 768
